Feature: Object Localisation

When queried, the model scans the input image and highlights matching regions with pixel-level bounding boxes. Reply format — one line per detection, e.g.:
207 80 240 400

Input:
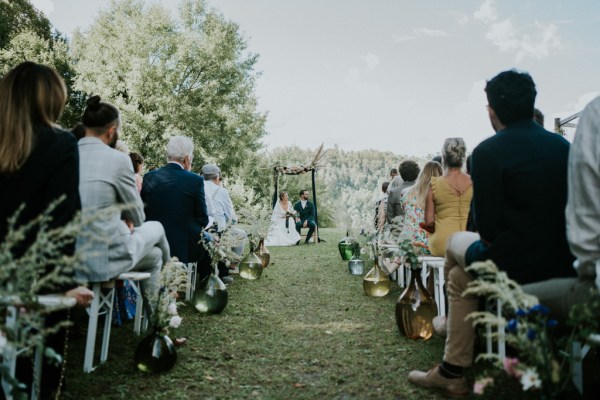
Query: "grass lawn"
62 228 524 399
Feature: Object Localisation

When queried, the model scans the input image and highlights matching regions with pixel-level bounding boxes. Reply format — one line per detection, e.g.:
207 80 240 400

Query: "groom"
294 189 317 244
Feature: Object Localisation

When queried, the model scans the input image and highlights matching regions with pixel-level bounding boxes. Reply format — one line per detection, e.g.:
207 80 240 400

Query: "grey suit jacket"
76 137 145 282
386 179 414 224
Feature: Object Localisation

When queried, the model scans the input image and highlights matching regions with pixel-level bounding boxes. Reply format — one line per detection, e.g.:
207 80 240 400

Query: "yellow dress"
429 176 473 257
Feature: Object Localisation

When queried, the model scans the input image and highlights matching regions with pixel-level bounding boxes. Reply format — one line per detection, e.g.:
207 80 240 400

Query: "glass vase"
134 329 177 373
254 236 270 268
347 256 364 276
192 272 228 314
338 232 359 261
362 257 390 297
239 251 263 280
395 267 437 340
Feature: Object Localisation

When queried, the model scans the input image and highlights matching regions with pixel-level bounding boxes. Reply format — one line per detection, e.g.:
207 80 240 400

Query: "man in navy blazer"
141 135 211 277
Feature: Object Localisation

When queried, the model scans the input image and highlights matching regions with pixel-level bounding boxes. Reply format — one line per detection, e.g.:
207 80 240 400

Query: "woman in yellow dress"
421 138 472 257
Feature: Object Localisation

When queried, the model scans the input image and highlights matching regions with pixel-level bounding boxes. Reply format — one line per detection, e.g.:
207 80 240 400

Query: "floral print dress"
399 190 431 254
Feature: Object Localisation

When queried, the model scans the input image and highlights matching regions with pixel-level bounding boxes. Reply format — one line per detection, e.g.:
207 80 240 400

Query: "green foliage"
70 0 267 172
0 29 83 128
0 0 52 50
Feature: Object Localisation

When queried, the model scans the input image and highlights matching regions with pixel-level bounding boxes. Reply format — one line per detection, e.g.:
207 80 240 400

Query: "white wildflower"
520 368 542 391
169 315 182 329
167 302 178 316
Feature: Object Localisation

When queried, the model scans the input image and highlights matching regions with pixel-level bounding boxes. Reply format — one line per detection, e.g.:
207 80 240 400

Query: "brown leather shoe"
408 365 469 398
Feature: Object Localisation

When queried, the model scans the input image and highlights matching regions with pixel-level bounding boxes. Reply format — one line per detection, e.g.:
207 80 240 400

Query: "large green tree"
0 0 51 49
71 0 266 172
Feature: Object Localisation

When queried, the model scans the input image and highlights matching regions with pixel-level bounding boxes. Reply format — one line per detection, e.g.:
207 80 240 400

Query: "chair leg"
131 280 144 335
84 284 101 373
100 287 115 363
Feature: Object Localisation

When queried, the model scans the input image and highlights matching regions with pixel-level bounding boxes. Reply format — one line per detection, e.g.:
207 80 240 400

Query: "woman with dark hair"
421 138 473 257
265 191 301 246
0 61 93 398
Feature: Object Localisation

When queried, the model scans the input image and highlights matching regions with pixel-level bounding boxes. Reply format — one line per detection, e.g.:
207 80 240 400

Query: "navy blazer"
294 200 315 223
469 119 575 284
141 163 209 263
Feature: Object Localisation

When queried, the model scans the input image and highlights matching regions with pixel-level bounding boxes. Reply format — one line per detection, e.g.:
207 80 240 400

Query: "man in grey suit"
76 96 170 316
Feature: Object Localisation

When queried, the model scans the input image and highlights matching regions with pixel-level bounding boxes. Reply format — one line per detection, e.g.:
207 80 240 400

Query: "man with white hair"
202 164 247 279
141 135 211 277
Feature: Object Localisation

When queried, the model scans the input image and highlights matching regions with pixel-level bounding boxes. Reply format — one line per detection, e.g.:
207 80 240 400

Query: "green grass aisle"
63 228 448 399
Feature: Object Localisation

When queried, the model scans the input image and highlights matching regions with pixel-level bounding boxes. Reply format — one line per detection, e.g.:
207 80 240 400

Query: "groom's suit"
294 200 317 243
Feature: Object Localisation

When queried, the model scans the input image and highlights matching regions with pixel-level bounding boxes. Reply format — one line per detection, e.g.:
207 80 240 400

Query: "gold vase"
395 267 437 340
362 257 390 297
239 246 263 280
254 236 270 268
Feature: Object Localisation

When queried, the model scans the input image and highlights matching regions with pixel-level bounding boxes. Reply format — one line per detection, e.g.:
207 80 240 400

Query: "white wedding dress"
265 200 301 246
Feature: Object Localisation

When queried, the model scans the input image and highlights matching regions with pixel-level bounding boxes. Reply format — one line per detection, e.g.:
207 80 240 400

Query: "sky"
32 0 600 156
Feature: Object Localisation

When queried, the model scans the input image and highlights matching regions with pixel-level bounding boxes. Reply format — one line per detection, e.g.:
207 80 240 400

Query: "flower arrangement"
465 260 600 398
152 259 188 335
0 198 82 394
237 207 272 250
201 228 245 271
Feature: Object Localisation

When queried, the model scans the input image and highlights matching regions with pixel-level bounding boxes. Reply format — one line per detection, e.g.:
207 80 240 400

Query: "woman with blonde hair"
399 161 444 252
421 137 473 257
0 61 93 397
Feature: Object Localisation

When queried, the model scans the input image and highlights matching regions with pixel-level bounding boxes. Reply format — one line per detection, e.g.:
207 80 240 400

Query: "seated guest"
422 138 472 257
523 96 600 325
294 189 317 244
400 161 443 253
141 136 212 279
389 167 398 180
408 70 575 397
129 152 144 193
0 61 93 398
77 96 170 317
202 164 247 278
386 160 420 226
375 181 389 233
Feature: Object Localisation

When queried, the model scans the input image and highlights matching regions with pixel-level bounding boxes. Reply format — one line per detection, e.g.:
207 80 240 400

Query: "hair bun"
86 95 102 110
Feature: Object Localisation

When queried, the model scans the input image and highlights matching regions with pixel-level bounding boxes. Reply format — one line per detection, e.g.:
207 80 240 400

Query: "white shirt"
300 200 307 209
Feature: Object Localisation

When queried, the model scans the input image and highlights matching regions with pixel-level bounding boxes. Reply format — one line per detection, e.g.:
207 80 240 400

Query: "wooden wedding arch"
271 144 327 242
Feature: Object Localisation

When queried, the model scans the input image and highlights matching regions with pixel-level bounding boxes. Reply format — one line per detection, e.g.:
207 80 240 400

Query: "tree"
0 29 84 128
71 0 267 172
0 0 52 50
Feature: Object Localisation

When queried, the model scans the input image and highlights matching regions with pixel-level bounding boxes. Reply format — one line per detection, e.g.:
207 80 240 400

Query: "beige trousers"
443 231 481 367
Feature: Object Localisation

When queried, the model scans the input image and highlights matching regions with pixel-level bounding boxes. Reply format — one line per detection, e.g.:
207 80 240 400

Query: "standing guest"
408 70 575 397
400 161 443 252
387 160 420 226
202 163 247 281
421 138 472 257
294 189 317 244
375 181 389 233
141 136 212 279
77 96 170 317
0 61 93 398
130 152 144 193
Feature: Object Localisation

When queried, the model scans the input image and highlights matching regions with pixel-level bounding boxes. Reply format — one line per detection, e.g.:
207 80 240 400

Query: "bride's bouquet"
284 210 297 219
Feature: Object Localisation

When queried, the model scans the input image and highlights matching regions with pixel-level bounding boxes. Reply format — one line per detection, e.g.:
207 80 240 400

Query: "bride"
265 191 301 246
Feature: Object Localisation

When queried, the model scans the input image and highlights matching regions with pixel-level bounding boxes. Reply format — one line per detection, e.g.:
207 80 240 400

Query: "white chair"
484 298 506 363
84 271 153 372
2 295 77 400
418 256 446 317
115 272 151 335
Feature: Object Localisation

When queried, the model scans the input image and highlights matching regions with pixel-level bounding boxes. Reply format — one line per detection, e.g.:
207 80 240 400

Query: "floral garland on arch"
272 143 327 177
